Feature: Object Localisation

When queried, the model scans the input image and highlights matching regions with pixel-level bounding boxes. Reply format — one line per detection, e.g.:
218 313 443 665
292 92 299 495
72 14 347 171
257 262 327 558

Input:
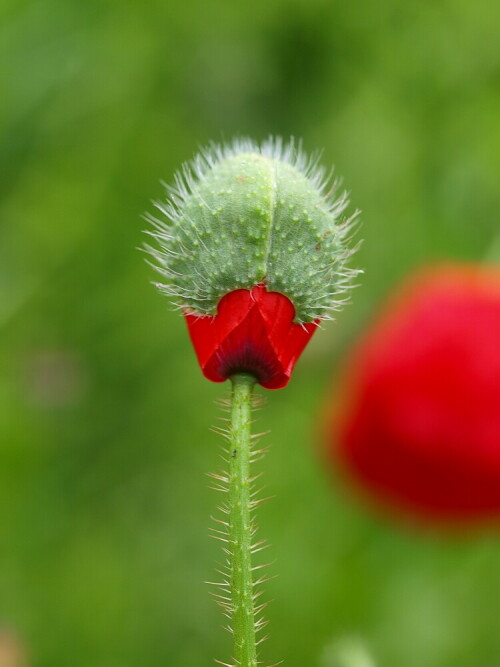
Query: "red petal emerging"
184 285 318 389
330 265 500 524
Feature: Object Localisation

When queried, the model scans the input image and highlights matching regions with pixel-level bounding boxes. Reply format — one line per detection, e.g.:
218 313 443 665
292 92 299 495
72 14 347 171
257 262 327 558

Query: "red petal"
330 264 500 524
184 285 318 389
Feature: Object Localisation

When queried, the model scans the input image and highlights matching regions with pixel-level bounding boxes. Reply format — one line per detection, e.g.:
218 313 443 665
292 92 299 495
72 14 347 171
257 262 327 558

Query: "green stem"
229 373 258 667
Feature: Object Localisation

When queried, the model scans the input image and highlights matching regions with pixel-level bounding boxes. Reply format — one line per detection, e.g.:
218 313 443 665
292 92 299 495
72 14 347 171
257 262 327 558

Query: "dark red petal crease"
184 285 318 389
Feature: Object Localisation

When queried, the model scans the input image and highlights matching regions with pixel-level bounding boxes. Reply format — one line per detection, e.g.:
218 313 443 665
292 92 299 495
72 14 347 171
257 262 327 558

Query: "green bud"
146 138 360 323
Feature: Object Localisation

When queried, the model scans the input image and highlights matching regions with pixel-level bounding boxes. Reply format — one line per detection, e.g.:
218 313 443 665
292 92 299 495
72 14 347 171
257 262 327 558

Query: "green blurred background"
1 0 500 665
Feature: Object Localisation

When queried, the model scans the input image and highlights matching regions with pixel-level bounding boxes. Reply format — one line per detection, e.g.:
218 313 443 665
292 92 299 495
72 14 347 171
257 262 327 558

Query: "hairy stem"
229 373 258 667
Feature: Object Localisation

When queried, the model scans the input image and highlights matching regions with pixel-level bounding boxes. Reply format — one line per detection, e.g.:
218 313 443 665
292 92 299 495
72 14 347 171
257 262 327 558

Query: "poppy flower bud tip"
146 136 360 323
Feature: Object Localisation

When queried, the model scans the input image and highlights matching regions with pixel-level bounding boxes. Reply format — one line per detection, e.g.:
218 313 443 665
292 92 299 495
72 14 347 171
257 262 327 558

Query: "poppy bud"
329 265 500 523
146 138 359 388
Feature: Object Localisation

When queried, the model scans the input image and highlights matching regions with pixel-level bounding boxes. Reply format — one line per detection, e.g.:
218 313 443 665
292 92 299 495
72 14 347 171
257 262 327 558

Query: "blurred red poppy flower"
184 284 318 389
329 264 500 522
